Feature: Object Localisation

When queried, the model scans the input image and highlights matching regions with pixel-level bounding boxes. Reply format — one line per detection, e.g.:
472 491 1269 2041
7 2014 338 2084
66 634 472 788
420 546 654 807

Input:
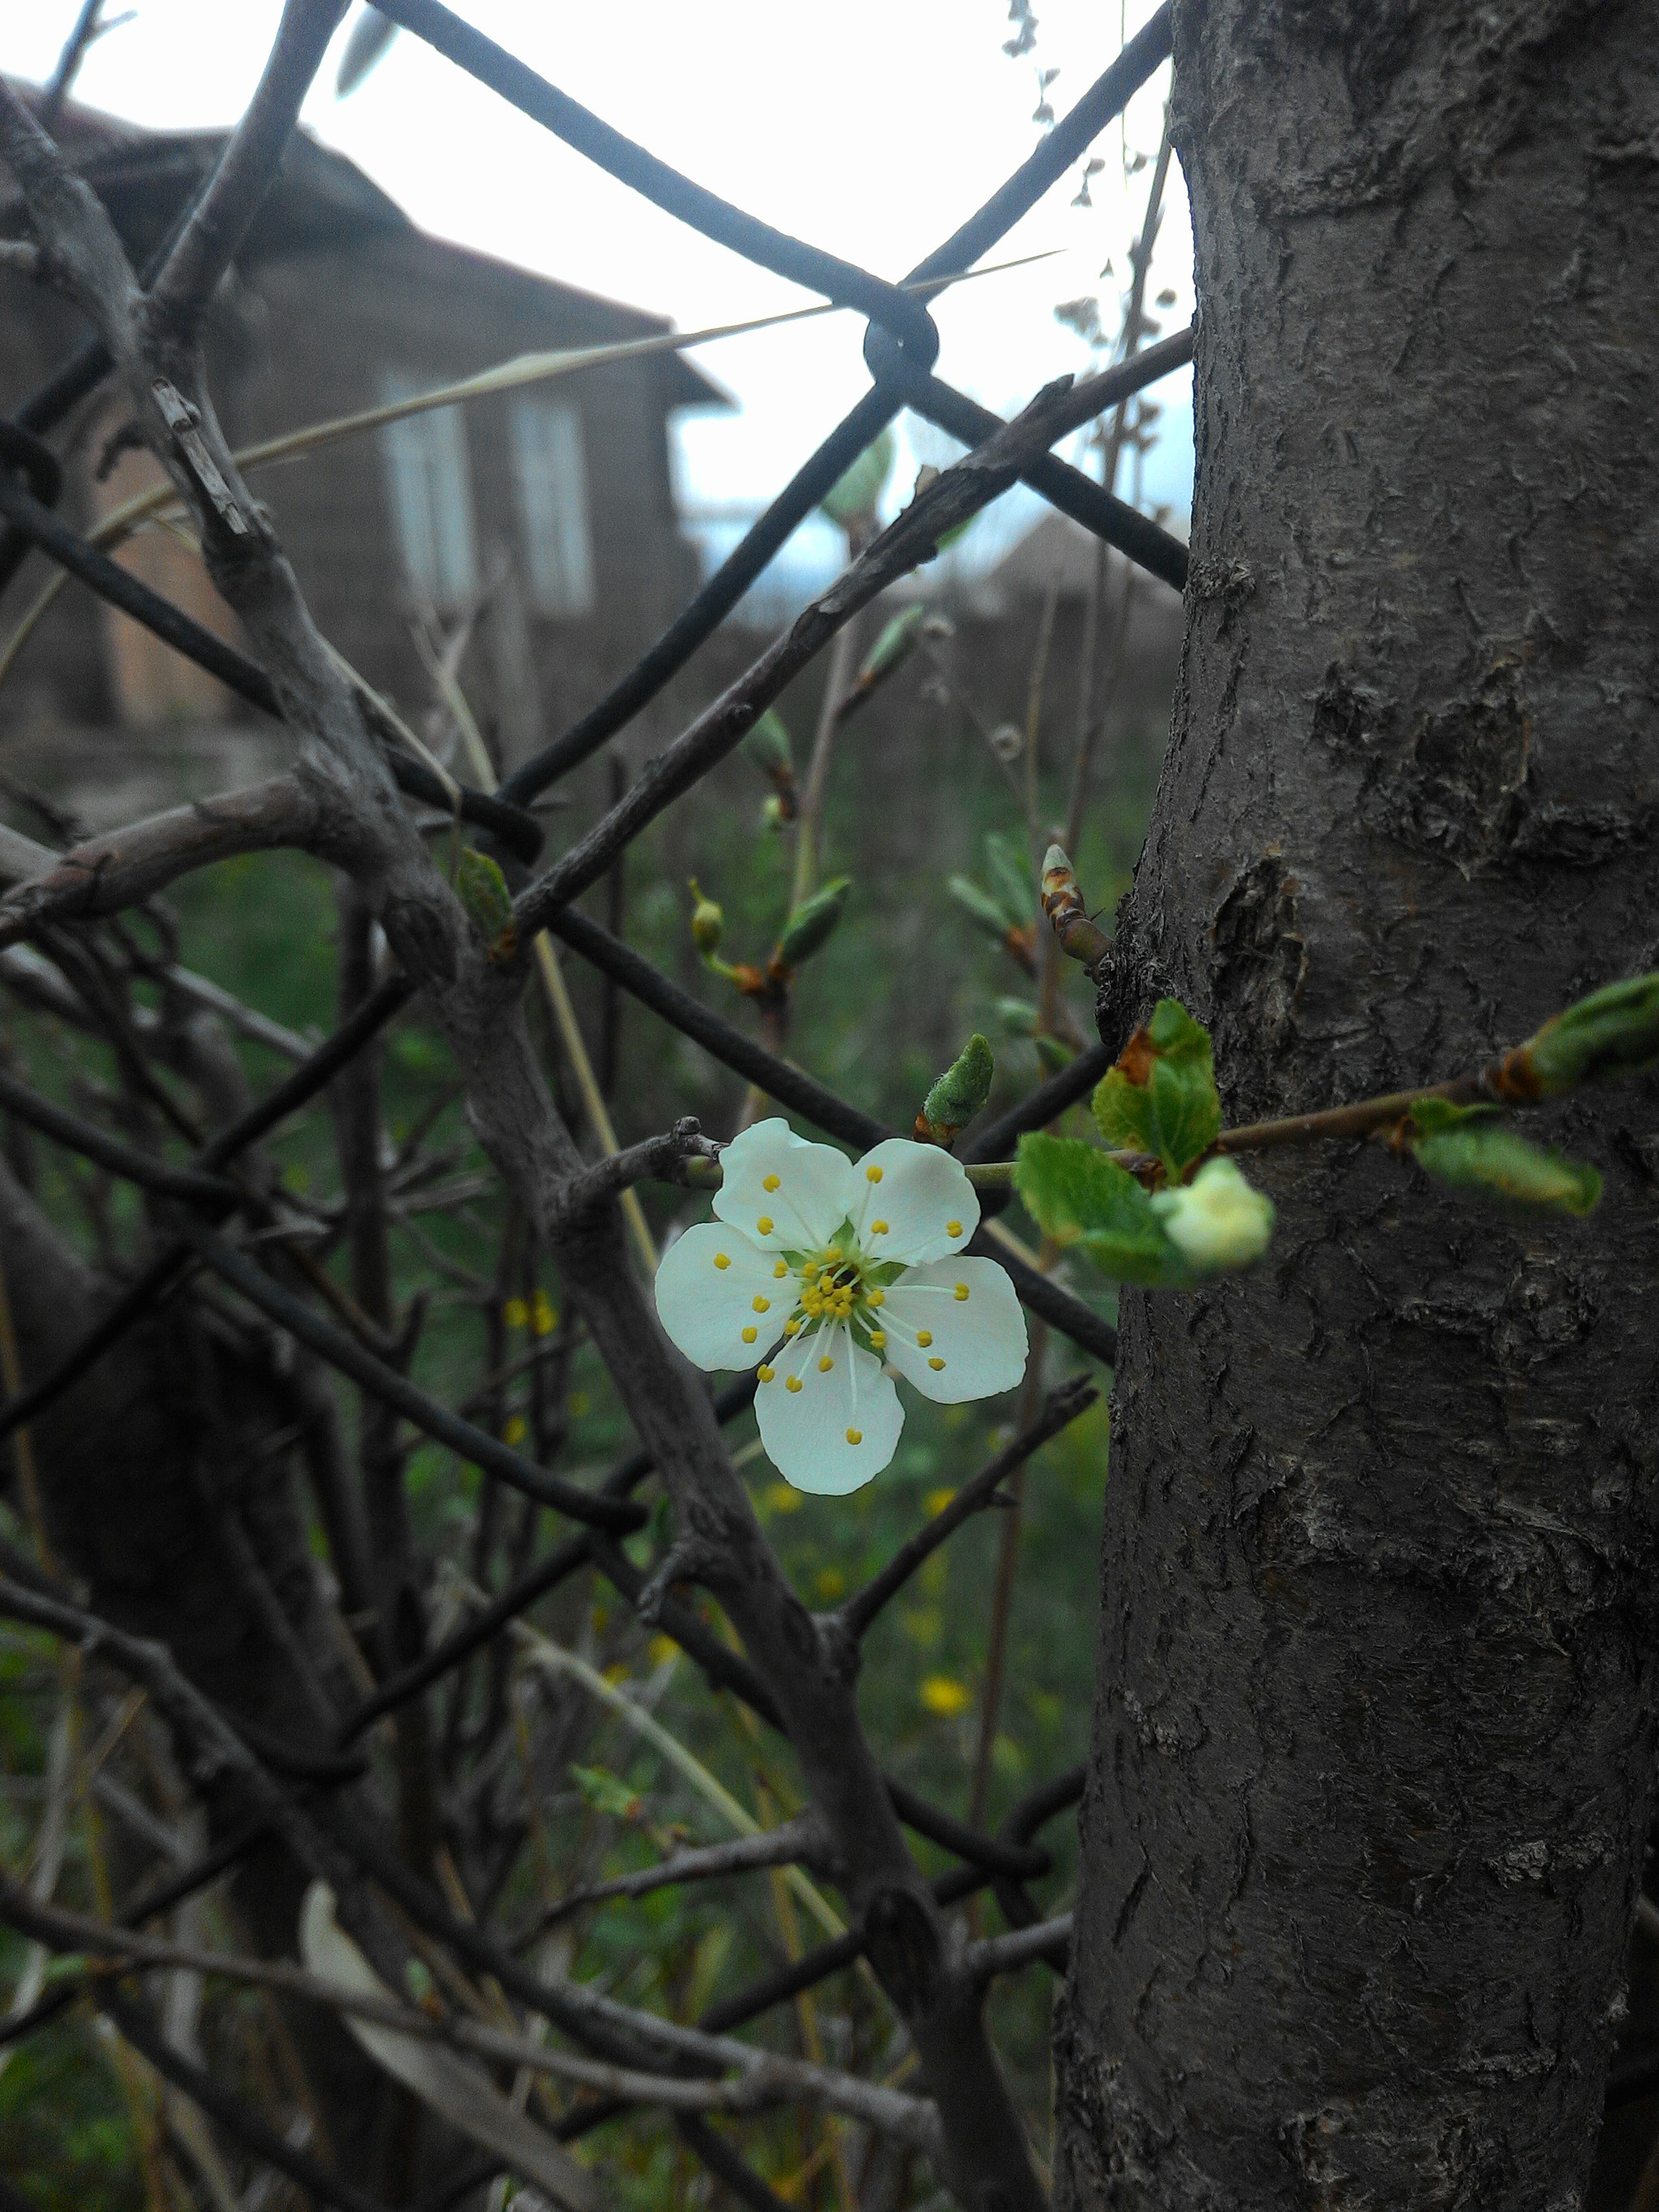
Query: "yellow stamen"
871 1219 889 1234
917 1331 933 1347
773 1259 788 1277
866 1165 884 1183
869 1331 886 1350
867 1289 884 1307
714 1254 731 1270
953 1283 970 1302
753 1296 770 1313
946 1219 962 1237
928 1356 945 1371
784 1319 802 1336
846 1428 863 1445
757 1216 774 1234
763 1173 781 1191
818 1356 834 1373
786 1376 803 1393
742 1326 757 1344
757 1364 775 1382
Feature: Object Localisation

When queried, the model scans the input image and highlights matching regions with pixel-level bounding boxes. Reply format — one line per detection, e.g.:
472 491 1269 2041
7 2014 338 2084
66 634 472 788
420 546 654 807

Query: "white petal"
714 1119 854 1253
755 1330 903 1494
881 1256 1028 1404
848 1138 979 1265
654 1223 788 1371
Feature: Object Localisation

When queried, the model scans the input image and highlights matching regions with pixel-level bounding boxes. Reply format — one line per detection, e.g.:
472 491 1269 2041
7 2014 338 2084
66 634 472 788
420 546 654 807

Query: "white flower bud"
1150 1157 1274 1272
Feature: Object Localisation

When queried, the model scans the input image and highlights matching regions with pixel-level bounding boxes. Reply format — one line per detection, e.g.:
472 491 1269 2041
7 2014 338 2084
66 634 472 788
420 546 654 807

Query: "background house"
0 91 727 800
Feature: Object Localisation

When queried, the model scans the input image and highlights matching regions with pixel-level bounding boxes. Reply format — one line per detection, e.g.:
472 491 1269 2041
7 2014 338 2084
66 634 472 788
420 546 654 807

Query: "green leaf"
455 846 514 943
742 709 793 777
1014 1132 1185 1285
984 833 1035 934
1405 1099 1601 1214
820 428 895 530
1516 973 1659 1096
949 875 1018 941
922 1033 994 1134
855 605 926 689
1092 999 1222 1176
570 1762 644 1822
776 876 850 967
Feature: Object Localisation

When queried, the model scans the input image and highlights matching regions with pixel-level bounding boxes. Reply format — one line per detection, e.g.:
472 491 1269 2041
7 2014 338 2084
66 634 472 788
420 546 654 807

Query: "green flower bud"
776 876 850 968
761 791 790 831
742 710 793 778
688 878 724 957
923 1033 995 1136
1508 973 1659 1097
1149 1157 1275 1272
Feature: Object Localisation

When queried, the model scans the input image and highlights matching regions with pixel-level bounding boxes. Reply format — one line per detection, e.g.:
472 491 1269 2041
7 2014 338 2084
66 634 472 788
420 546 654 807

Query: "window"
379 371 479 607
511 397 595 617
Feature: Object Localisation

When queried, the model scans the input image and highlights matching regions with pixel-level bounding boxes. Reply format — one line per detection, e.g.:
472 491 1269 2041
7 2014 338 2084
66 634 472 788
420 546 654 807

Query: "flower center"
795 1243 872 1327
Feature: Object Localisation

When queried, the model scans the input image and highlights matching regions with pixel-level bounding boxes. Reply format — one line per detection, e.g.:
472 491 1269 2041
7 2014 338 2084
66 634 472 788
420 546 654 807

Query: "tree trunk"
1055 3 1659 2204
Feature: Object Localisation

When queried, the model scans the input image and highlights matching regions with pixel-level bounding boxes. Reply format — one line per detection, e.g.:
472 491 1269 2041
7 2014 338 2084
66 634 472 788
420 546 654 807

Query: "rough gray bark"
1055 3 1659 2206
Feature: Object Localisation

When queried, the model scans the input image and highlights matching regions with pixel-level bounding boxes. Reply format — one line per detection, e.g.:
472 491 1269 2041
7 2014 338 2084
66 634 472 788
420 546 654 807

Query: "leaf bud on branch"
774 876 850 972
916 1033 995 1146
455 847 517 964
1041 844 1111 971
1492 974 1659 1100
741 710 799 821
836 604 928 723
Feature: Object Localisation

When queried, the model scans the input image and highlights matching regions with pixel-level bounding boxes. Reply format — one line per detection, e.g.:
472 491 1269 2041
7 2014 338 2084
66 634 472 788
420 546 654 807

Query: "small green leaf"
923 1034 994 1135
1014 1132 1185 1286
1516 973 1659 1096
855 604 927 689
820 429 895 530
776 876 850 967
949 875 1018 941
455 846 514 942
1405 1099 1601 1214
1092 999 1222 1176
570 1762 645 1822
983 834 1036 934
742 709 793 777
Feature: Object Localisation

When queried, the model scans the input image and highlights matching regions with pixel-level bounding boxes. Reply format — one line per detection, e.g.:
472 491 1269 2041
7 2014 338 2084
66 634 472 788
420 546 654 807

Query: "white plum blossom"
655 1119 1028 1495
1150 1156 1275 1271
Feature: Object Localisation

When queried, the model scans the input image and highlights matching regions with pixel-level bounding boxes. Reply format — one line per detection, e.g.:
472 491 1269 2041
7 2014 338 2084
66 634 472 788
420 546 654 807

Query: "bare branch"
966 1912 1073 1982
0 1063 239 1207
0 777 320 947
529 1815 828 1931
146 0 351 337
177 1217 648 1534
552 1115 722 1224
3 1882 941 2148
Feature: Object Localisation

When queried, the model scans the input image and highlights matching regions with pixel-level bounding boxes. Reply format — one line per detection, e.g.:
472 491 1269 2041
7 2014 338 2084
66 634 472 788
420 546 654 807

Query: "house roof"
2 83 729 412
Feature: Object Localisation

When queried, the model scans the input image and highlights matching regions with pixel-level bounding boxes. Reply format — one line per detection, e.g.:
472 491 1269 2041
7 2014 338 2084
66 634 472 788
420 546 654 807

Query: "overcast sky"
3 2 1192 586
